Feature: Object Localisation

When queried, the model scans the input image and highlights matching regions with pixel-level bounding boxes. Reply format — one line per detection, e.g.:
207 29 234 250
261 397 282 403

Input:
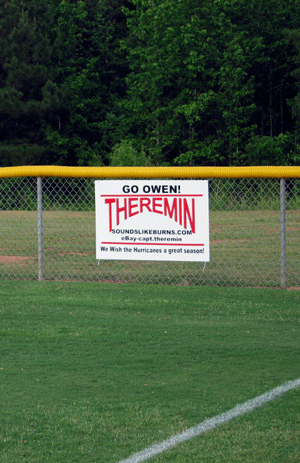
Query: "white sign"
95 180 210 261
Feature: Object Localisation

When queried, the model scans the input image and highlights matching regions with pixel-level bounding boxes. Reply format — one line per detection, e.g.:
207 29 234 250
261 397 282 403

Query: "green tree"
109 139 151 166
0 0 55 165
122 0 261 166
122 0 211 164
238 0 298 139
41 0 124 166
0 0 130 167
122 0 300 166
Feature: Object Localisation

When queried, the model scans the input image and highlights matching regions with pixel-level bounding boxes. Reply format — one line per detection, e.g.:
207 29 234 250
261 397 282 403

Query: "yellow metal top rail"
1 165 300 179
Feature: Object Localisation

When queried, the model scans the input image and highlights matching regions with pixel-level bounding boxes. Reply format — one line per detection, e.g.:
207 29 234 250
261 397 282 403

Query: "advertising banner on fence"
95 180 210 261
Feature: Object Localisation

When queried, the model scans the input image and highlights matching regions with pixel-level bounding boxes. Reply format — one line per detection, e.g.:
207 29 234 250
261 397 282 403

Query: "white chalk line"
117 378 300 463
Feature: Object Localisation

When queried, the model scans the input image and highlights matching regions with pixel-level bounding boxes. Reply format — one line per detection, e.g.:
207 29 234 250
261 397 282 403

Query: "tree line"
1 0 300 167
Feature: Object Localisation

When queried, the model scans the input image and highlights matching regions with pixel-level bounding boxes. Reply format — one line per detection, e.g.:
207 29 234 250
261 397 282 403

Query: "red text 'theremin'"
104 196 196 233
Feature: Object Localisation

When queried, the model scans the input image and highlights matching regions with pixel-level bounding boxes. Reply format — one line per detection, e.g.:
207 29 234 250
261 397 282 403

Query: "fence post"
37 177 43 281
280 178 286 289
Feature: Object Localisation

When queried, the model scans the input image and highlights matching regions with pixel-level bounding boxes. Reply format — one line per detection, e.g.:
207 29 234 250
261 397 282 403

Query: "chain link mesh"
1 176 299 287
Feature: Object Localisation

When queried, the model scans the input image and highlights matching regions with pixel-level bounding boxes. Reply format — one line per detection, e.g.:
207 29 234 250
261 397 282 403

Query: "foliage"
242 133 296 166
1 0 300 166
109 139 151 166
0 0 128 166
121 0 300 166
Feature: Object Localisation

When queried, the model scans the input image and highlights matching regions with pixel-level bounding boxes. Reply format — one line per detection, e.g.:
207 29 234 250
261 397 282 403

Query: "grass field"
0 281 300 462
1 208 300 286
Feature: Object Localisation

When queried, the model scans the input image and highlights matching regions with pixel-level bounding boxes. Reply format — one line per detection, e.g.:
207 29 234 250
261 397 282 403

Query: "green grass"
2 208 300 286
0 281 300 462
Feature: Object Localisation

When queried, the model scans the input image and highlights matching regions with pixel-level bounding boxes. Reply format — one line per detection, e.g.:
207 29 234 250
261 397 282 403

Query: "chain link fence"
1 175 299 287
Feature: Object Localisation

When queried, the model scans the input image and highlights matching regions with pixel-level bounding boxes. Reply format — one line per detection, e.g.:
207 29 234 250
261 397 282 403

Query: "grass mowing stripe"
118 378 300 463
